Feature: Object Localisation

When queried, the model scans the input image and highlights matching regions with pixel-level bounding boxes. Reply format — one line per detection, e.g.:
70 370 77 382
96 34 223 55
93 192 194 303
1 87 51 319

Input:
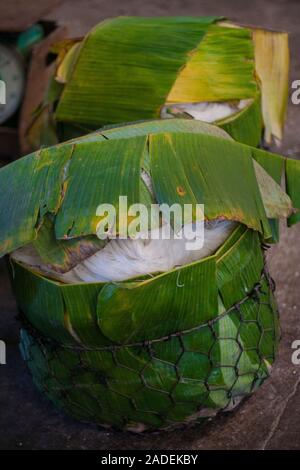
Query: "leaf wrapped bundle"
25 17 289 151
2 120 299 430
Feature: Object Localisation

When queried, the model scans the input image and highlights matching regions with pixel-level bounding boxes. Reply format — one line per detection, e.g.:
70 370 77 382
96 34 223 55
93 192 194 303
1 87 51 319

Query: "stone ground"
0 0 300 450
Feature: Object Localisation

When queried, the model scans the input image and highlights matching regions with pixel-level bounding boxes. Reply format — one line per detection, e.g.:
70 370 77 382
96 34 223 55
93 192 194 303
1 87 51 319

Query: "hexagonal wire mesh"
18 265 279 432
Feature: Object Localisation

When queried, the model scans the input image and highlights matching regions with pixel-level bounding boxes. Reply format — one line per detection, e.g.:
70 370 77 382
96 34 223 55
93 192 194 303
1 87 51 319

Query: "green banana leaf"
218 94 262 147
0 120 298 266
166 23 256 103
24 17 289 150
56 16 221 125
10 225 261 347
32 215 106 273
15 222 278 429
286 157 300 226
2 119 292 430
253 28 289 144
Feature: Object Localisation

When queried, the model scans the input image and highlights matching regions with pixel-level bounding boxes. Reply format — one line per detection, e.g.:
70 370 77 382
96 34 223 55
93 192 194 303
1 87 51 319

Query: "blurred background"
0 0 300 450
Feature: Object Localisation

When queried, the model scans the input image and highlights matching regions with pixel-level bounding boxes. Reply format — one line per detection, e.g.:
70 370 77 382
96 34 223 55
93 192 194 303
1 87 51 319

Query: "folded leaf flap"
0 145 73 257
215 224 247 259
56 16 219 126
97 256 218 344
253 161 292 219
251 146 286 241
251 147 284 184
219 94 262 147
11 261 76 345
216 229 264 308
61 283 113 346
56 42 82 84
10 259 112 348
251 147 300 230
167 24 257 103
33 216 106 273
54 136 147 239
149 132 271 237
253 29 289 144
286 158 300 226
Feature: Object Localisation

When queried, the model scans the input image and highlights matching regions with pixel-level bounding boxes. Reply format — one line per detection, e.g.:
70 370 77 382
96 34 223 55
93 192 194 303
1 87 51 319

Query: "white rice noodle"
12 220 237 284
161 99 251 123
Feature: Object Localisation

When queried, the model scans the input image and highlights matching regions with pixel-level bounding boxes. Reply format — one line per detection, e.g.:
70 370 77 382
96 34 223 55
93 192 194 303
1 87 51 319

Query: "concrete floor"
1 0 300 450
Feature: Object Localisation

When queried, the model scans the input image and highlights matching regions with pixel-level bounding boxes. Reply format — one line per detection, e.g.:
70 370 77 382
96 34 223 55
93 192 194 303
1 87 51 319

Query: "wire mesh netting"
18 266 280 431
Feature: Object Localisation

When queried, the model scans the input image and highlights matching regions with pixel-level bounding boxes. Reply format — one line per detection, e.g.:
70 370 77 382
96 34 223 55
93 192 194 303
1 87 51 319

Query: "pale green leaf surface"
97 256 218 343
56 16 219 126
0 145 73 257
216 229 264 308
55 136 147 238
219 94 262 147
149 132 270 236
286 157 300 226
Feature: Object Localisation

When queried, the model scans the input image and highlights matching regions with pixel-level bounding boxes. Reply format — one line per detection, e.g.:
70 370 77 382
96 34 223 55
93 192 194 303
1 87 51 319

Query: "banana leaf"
0 119 298 262
286 157 300 226
56 16 219 126
218 94 262 147
24 17 289 150
32 215 106 272
253 29 289 144
15 222 278 429
166 24 256 103
2 119 294 430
